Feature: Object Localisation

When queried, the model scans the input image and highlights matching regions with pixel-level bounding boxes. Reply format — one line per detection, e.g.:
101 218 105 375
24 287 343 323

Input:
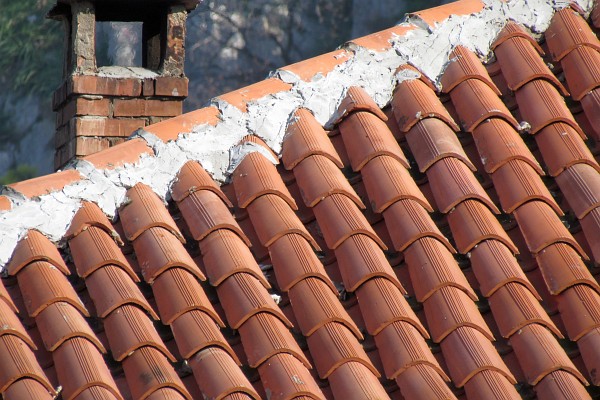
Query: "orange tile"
534 370 591 400
395 364 457 400
559 46 600 101
392 79 459 133
152 267 221 325
449 78 518 132
65 201 122 244
327 361 389 399
577 328 600 385
17 261 87 318
488 282 561 339
396 64 439 92
557 285 600 341
495 37 568 94
508 323 586 385
0 335 54 394
144 106 221 142
239 134 279 160
350 25 415 51
579 89 600 141
218 78 292 112
232 152 296 210
403 237 476 302
535 122 599 177
473 118 543 175
0 300 36 349
120 183 184 243
555 164 600 219
257 353 324 399
355 277 425 337
53 337 120 400
0 280 17 314
491 21 545 55
374 321 445 380
171 160 231 206
409 0 485 27
268 233 336 293
536 243 599 295
0 195 11 211
35 301 104 352
361 155 431 213
441 45 500 95
579 206 600 263
8 169 81 199
122 347 190 400
464 370 521 400
1 378 55 400
7 229 69 276
279 50 352 82
83 138 153 169
337 86 387 123
281 108 343 170
545 8 600 61
293 155 364 208
423 286 493 342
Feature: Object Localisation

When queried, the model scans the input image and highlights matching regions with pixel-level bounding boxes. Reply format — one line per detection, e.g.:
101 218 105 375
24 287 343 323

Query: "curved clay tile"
238 134 279 161
121 347 191 400
17 261 88 318
170 309 239 362
426 157 500 214
514 80 584 138
103 304 174 362
200 229 270 289
580 207 600 263
327 361 390 399
423 286 494 342
557 285 600 341
65 201 122 244
306 322 378 379
1 378 55 400
171 160 231 206
545 8 600 61
560 46 600 101
508 323 587 386
463 370 521 400
216 273 291 330
257 353 324 399
491 21 545 55
338 111 408 172
512 201 587 258
69 226 138 281
0 335 54 395
288 277 362 340
440 327 516 388
449 78 519 132
395 364 457 400
7 229 69 276
0 279 17 313
495 36 568 95
577 328 600 385
469 240 539 298
488 282 562 339
0 300 36 349
392 78 460 133
133 227 205 284
188 347 260 400
35 301 104 353
535 122 600 177
236 216 270 262
447 199 518 254
473 118 544 175
286 180 316 224
292 154 364 208
282 108 343 170
534 370 591 400
374 321 446 380
355 277 426 337
441 45 501 95
151 267 222 325
491 160 562 215
406 117 476 173
86 265 158 320
268 233 336 293
555 164 600 219
382 199 454 253
403 237 476 302
233 152 296 210
247 194 320 250
53 337 121 400
395 63 438 91
361 154 432 213
334 234 404 293
335 86 387 123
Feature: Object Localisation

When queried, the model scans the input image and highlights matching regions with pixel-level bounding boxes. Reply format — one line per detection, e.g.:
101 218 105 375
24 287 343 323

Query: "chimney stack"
48 0 199 170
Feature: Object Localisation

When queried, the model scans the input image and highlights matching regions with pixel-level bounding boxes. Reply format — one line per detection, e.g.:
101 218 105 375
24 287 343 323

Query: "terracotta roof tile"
1 378 55 400
408 0 485 27
463 370 521 400
65 201 122 242
327 361 390 399
545 8 600 61
536 243 599 295
7 229 70 276
491 21 545 55
580 206 600 262
171 160 231 206
7 169 81 199
534 370 592 400
218 78 292 112
555 164 600 219
257 353 324 399
580 88 600 141
144 106 221 142
0 300 35 349
82 138 153 170
441 46 500 95
560 46 600 101
278 49 352 82
0 334 54 394
336 86 387 122
395 364 457 399
577 328 600 385
338 111 409 171
349 25 415 52
557 285 600 341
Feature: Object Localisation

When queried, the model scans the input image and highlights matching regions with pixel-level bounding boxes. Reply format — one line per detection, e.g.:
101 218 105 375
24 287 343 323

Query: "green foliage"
0 0 62 97
0 164 37 185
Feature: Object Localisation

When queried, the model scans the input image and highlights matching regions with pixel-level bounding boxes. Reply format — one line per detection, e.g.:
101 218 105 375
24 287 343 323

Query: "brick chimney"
48 0 199 170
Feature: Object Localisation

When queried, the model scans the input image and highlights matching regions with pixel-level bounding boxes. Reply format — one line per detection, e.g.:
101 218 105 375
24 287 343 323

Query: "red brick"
143 78 155 96
57 97 111 127
70 75 142 97
154 76 189 97
75 136 125 157
52 80 70 110
73 117 147 137
112 99 183 117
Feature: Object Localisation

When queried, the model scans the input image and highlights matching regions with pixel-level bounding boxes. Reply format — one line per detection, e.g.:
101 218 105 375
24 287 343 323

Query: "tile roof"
2 1 600 399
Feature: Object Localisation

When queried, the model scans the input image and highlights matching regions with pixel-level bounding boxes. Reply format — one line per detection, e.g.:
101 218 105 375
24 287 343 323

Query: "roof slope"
1 0 600 399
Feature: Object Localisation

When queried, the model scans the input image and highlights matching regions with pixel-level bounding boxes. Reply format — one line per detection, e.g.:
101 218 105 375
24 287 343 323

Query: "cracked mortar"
0 0 593 269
